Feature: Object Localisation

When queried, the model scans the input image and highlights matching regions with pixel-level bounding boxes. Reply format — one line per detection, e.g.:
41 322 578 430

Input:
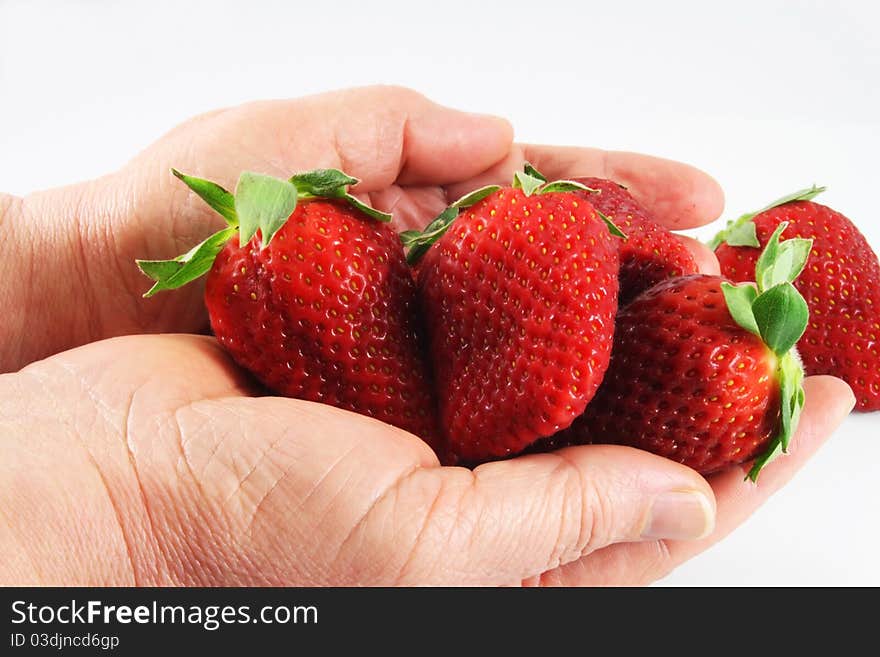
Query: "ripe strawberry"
402 168 623 463
137 168 441 447
712 187 880 411
571 177 698 303
550 224 811 480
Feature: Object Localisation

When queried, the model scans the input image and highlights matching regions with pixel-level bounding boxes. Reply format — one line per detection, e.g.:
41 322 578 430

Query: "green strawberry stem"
720 222 813 482
137 168 390 297
707 185 826 250
402 164 625 265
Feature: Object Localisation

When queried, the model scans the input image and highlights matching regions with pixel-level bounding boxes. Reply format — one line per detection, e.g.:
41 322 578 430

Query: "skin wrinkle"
459 474 498 581
60 185 105 347
12 363 133 585
392 472 446 585
169 401 269 584
168 406 232 585
176 406 230 498
221 425 288 508
79 447 139 585
45 359 146 584
104 212 150 330
239 432 301 538
334 460 426 572
331 124 353 179
311 468 363 565
172 403 216 500
543 454 590 574
641 539 673 583
473 467 540 581
120 385 172 584
0 197 32 370
396 113 410 184
0 461 43 584
38 353 254 587
295 439 364 513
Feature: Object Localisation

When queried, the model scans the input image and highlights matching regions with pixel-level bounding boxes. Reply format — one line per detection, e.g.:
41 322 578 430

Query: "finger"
668 375 855 561
159 86 514 193
531 375 855 586
674 234 721 275
526 146 725 229
387 94 514 187
403 446 716 585
446 145 725 230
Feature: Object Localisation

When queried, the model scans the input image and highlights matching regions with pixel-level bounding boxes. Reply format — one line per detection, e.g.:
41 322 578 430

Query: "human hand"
0 85 719 372
0 334 853 585
0 86 855 585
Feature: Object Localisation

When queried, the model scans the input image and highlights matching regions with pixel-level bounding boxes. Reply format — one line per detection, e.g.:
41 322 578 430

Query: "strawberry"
137 168 441 447
569 177 698 303
712 187 880 411
549 224 811 480
401 167 624 463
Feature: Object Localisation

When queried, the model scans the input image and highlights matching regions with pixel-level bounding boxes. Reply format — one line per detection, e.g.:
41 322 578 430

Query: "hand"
1 85 719 372
0 86 855 585
0 335 853 585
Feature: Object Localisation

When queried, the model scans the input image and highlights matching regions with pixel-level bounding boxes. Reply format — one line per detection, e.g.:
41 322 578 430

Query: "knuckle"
550 453 618 562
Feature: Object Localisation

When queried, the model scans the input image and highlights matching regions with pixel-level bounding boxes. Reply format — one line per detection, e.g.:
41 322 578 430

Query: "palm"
4 332 850 585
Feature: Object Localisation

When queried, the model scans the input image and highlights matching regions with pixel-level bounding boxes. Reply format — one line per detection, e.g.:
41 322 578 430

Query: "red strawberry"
712 187 880 411
570 177 698 303
402 168 622 463
550 224 811 480
137 168 441 447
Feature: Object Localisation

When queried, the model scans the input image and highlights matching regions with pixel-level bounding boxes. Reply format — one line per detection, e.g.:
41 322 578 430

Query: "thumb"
409 447 716 585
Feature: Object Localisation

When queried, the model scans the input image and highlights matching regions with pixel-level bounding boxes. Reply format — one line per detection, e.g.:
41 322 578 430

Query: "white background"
1 0 877 585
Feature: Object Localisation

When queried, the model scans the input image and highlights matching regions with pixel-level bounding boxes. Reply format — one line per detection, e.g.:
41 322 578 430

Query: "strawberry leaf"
708 185 825 250
402 206 459 265
290 169 358 198
777 350 805 452
747 350 805 481
399 186 501 265
772 238 813 285
752 282 809 356
234 172 299 248
721 282 760 336
533 176 625 239
726 219 812 482
724 220 760 247
344 194 392 222
754 222 787 292
753 184 826 215
753 222 813 292
137 226 237 297
452 185 501 209
596 210 627 239
523 162 547 182
290 169 390 221
538 180 597 195
747 441 782 482
171 169 237 227
513 171 545 197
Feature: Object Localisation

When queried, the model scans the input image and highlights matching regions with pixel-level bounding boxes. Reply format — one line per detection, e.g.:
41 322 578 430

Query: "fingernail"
642 490 715 540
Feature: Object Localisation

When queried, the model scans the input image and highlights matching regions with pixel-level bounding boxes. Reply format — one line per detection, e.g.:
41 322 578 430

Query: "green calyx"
707 184 826 250
719 222 813 482
136 168 390 297
401 163 626 265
